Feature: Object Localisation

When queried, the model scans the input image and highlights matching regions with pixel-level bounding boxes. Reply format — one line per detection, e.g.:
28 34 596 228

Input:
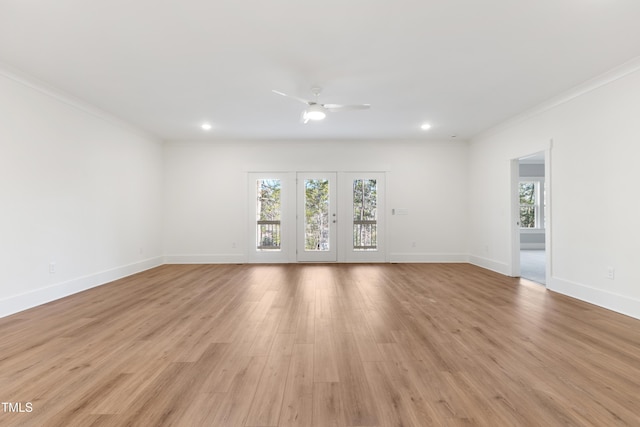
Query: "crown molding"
472 55 640 141
0 62 159 141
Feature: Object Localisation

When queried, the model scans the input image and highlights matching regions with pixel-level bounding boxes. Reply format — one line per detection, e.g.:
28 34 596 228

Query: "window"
519 180 545 229
353 179 377 250
256 179 281 250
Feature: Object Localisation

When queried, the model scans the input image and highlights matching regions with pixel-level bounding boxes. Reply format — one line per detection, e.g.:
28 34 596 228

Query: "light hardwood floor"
1 264 639 426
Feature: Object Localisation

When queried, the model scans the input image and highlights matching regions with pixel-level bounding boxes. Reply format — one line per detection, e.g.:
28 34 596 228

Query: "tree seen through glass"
353 179 377 250
256 179 281 249
519 182 536 228
304 179 330 251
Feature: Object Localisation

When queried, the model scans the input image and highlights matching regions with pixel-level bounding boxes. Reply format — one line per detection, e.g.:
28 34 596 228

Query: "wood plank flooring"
1 263 639 426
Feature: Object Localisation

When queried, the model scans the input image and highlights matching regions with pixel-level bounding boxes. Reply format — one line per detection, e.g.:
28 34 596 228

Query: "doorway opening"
511 151 549 285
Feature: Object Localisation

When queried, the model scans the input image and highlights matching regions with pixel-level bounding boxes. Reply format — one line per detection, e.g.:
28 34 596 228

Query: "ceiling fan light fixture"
305 105 326 121
421 123 432 130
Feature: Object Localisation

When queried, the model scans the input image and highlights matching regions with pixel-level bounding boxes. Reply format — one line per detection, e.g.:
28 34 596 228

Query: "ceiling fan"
272 86 370 123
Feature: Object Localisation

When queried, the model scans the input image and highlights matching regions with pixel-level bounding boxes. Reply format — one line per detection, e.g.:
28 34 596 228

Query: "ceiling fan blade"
323 104 371 112
272 90 311 105
300 111 310 124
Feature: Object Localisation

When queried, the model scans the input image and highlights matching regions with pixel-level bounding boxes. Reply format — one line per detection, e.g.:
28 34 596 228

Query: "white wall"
163 139 469 263
0 71 164 317
469 65 640 319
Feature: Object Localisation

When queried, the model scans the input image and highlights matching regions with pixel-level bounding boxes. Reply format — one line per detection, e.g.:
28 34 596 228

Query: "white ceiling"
519 152 545 164
2 0 640 141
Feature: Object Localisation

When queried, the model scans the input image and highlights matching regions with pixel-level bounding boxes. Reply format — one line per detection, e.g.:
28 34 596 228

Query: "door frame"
509 144 552 286
248 171 387 263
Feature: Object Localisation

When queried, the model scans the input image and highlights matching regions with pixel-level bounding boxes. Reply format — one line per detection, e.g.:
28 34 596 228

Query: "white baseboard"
468 255 510 275
0 257 164 318
548 276 640 320
5 255 637 323
389 253 469 263
164 254 246 264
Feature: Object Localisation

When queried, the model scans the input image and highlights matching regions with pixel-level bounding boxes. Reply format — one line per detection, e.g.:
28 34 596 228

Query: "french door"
297 172 337 262
342 172 386 263
248 171 385 263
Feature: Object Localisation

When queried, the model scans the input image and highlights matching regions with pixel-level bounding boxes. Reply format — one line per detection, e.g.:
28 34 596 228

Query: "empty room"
2 1 640 426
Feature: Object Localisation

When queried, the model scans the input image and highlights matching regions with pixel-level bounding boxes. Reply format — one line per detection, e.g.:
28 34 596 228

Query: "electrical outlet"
607 267 615 280
232 242 237 248
412 241 417 248
49 262 56 274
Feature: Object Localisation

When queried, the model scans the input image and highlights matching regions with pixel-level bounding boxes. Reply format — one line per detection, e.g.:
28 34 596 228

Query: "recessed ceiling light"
421 123 431 130
201 123 212 131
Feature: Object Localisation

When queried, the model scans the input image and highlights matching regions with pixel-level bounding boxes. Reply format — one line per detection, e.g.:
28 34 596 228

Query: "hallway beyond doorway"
520 249 546 285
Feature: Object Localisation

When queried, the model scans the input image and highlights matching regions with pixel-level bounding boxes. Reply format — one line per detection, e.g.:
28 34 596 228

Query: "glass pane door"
248 172 295 263
297 172 336 262
344 172 386 262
